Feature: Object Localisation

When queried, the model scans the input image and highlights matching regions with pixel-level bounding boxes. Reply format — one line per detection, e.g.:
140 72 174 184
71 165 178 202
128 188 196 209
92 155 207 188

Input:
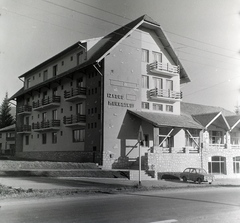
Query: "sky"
0 0 240 112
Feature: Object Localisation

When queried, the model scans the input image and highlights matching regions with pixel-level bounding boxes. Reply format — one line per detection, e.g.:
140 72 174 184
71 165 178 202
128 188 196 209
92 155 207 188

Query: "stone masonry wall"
15 151 101 163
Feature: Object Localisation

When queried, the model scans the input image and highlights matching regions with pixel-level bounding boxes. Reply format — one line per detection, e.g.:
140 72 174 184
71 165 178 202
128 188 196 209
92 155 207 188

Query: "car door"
189 168 197 181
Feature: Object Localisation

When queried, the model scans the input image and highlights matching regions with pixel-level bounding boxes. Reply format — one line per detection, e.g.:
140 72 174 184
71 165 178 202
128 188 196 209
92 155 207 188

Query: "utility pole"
138 125 144 186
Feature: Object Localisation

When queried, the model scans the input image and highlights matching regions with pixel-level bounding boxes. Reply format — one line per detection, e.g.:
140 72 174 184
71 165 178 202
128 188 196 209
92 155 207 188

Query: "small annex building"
10 15 240 178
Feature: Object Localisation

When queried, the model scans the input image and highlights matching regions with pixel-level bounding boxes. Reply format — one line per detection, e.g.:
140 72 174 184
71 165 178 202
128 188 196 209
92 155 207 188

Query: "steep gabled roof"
11 15 190 100
225 115 240 131
193 112 230 130
128 110 203 129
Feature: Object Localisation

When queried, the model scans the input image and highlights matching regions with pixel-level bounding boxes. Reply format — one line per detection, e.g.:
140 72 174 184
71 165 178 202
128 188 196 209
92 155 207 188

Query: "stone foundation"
15 151 101 163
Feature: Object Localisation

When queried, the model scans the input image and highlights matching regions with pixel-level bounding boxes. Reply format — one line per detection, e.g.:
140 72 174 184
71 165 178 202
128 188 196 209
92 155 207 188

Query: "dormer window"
26 78 31 89
43 70 48 81
53 65 58 77
77 51 84 65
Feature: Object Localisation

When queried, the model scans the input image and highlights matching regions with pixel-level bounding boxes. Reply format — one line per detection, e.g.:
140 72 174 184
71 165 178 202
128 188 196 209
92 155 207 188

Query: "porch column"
153 127 159 146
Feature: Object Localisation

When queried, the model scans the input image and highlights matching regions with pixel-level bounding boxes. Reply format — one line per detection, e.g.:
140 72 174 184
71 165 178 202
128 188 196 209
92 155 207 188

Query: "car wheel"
182 176 187 182
197 178 202 184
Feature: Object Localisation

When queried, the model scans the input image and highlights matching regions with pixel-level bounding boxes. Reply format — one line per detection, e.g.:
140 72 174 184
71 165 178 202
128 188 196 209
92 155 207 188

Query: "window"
142 102 149 109
76 103 84 115
153 77 163 90
42 112 47 122
73 129 85 142
61 61 64 66
43 70 48 81
26 78 31 89
208 156 226 174
52 132 57 144
159 136 174 148
153 103 163 111
166 105 173 112
233 157 240 174
141 49 149 62
77 51 84 65
166 80 173 91
230 132 240 145
209 131 223 144
25 135 29 145
185 129 200 147
141 75 149 89
52 88 57 97
53 65 58 77
52 109 57 120
42 133 47 144
152 51 162 62
77 78 84 88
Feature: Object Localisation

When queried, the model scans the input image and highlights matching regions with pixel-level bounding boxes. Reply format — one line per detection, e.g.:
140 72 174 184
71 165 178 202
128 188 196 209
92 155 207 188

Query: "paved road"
0 187 240 223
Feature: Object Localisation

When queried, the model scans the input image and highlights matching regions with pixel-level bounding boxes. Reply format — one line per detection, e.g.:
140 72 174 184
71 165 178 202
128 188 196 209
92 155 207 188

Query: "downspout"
93 63 104 165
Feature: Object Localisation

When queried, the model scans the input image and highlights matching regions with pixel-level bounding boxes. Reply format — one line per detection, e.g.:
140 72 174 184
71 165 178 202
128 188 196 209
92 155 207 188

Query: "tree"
0 93 15 128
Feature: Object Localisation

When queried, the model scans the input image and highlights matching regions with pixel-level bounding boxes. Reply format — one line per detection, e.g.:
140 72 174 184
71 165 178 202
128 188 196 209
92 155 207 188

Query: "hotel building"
10 15 240 178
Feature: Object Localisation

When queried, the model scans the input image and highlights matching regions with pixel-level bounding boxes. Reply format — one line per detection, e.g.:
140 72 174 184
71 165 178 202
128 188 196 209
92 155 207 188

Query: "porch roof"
225 115 240 131
192 112 230 130
128 110 203 129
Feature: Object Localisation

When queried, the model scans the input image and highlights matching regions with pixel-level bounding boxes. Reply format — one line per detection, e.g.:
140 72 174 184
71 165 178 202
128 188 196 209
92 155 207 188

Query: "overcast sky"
1 0 240 112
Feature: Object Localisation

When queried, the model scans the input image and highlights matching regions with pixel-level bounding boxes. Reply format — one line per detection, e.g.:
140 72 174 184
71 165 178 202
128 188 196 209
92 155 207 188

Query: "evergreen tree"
0 93 15 128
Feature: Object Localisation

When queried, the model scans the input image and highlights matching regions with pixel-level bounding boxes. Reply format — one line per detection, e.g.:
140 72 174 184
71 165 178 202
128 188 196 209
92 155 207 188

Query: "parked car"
180 167 214 184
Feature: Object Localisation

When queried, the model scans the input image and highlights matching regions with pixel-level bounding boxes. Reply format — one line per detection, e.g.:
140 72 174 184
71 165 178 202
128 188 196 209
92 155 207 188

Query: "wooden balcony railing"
63 115 86 125
149 88 182 100
32 120 60 130
64 87 86 99
17 105 32 113
33 96 61 109
17 125 31 132
149 61 180 75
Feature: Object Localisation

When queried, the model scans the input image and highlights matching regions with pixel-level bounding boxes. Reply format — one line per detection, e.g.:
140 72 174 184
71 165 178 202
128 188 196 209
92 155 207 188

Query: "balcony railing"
149 61 179 76
6 136 15 141
32 120 60 131
33 96 61 111
17 105 32 115
64 88 86 102
63 114 86 127
149 88 182 101
17 125 31 133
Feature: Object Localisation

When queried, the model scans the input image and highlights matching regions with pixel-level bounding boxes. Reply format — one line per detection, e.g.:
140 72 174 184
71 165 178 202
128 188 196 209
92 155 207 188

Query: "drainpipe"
93 63 103 166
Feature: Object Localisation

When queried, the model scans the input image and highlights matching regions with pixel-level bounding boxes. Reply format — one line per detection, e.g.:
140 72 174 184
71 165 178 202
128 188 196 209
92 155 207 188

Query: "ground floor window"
52 132 57 144
208 156 226 174
233 156 240 174
73 129 85 142
42 133 47 144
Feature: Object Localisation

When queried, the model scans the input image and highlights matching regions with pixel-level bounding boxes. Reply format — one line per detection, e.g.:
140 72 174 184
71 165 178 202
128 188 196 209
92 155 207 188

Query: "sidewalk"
0 176 240 191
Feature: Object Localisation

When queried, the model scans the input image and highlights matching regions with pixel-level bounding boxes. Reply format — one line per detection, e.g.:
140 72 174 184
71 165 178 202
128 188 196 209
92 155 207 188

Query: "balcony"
149 61 180 77
6 136 16 141
32 120 60 132
17 105 32 116
33 96 61 111
64 87 86 102
149 88 182 102
17 125 31 134
63 114 86 128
